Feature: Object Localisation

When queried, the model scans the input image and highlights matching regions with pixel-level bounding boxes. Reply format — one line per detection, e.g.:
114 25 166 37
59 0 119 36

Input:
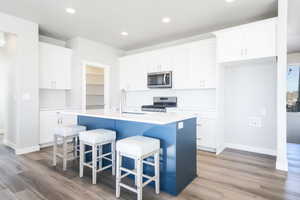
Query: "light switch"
248 117 262 128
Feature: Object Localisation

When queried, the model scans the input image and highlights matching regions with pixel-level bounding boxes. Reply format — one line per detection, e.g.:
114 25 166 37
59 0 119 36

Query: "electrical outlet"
248 117 262 128
178 122 184 129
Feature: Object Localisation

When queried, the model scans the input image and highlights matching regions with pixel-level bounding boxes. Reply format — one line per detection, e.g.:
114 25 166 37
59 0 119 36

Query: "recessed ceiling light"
162 17 171 23
66 8 76 14
120 32 128 36
225 0 235 3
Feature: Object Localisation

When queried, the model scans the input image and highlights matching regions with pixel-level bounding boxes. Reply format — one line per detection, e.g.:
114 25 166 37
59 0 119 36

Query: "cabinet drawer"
197 119 216 149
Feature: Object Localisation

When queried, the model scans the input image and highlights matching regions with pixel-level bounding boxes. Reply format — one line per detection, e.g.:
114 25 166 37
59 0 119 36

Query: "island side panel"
175 117 197 194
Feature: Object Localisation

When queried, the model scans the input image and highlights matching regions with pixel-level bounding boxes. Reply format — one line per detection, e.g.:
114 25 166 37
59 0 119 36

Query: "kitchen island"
62 110 197 196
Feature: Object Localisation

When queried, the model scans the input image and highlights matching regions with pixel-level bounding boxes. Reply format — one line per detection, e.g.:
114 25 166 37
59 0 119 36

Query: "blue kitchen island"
63 110 197 196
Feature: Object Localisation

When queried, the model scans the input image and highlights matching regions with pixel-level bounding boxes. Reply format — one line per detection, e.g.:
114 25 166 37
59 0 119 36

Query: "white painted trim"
225 143 276 156
15 145 40 155
276 0 288 171
276 157 288 172
197 145 216 153
81 60 111 111
216 144 226 155
3 139 16 149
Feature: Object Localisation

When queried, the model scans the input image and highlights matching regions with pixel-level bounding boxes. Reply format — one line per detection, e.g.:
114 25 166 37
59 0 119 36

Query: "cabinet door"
54 47 72 89
39 111 59 144
39 43 56 89
119 57 131 90
119 54 147 91
216 29 244 63
243 19 277 60
39 42 72 90
172 45 190 89
189 39 217 89
197 119 216 149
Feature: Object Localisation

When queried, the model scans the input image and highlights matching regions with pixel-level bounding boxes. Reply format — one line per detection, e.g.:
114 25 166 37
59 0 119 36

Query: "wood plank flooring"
0 137 300 200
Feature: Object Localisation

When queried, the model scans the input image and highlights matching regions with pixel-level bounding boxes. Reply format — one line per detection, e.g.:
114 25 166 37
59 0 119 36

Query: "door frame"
81 60 111 111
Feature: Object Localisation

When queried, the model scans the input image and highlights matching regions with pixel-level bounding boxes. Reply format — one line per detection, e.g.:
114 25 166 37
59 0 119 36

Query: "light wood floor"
0 138 300 200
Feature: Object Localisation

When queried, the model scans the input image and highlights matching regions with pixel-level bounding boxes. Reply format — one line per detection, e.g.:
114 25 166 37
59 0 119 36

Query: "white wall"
66 37 124 110
39 90 67 109
0 12 39 153
224 61 277 155
125 89 216 112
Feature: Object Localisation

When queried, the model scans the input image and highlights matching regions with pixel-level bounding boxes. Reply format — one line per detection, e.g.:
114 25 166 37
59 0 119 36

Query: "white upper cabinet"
214 18 277 63
172 45 190 89
119 54 147 91
39 42 72 89
119 38 217 91
188 38 216 89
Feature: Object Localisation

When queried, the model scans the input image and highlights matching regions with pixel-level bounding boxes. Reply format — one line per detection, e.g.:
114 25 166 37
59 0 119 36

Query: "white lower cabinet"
197 118 217 152
39 110 77 146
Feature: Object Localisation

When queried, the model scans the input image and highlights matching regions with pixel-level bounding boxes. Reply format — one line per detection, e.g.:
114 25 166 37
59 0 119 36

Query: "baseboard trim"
15 145 40 155
225 143 276 156
197 145 216 153
216 145 226 155
276 157 288 171
3 139 16 149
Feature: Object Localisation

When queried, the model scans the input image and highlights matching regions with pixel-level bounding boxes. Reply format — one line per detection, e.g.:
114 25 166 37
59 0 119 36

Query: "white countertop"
60 109 197 125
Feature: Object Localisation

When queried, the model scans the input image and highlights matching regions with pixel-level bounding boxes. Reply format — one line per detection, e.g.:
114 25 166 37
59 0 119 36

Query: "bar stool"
79 129 116 184
116 136 160 200
53 125 86 171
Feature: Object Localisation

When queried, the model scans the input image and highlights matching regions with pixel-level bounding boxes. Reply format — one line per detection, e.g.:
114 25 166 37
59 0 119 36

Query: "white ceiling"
0 0 277 50
288 0 300 53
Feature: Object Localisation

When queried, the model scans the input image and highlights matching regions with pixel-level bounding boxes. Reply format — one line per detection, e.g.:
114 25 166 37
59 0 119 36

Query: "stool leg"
62 137 68 171
72 136 76 158
137 158 143 200
98 145 102 170
92 144 97 184
111 141 116 176
79 142 84 178
116 151 121 198
53 135 57 166
134 159 138 185
154 151 160 194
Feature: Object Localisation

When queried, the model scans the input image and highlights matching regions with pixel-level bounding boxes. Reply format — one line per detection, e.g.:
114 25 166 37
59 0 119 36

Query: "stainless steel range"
141 97 177 112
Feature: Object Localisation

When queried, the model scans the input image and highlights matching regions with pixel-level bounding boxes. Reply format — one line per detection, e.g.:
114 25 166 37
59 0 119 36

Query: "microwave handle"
163 74 166 84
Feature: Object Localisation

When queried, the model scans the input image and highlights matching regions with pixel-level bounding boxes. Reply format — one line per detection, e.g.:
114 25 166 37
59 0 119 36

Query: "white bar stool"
116 136 160 200
53 125 86 171
79 129 116 184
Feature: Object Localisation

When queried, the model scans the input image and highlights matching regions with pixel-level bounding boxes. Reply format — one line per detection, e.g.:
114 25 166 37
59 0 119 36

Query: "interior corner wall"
224 61 277 154
66 37 124 110
0 34 18 144
0 12 39 151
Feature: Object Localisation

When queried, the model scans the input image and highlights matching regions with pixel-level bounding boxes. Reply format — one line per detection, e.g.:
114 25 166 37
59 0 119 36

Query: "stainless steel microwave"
147 71 172 88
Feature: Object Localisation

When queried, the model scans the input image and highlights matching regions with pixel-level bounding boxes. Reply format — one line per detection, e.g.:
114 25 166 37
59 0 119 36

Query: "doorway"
0 32 17 146
82 61 110 111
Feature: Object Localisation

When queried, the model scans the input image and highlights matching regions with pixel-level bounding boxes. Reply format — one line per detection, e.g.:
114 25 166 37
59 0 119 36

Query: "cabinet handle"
241 49 244 56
